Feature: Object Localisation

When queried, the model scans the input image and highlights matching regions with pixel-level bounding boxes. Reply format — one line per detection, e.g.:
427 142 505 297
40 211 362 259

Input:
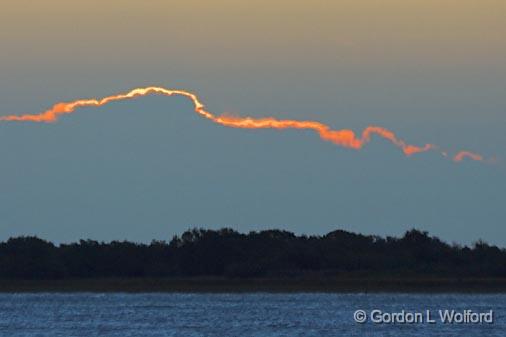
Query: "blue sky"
0 1 504 244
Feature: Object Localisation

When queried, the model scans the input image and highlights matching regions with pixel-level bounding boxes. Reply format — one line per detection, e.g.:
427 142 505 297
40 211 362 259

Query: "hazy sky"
0 0 505 244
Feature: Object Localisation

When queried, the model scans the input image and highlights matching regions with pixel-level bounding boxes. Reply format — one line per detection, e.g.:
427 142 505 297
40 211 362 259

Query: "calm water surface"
0 293 504 336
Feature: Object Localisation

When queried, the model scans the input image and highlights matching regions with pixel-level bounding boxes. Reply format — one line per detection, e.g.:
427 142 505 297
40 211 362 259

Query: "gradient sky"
0 0 505 244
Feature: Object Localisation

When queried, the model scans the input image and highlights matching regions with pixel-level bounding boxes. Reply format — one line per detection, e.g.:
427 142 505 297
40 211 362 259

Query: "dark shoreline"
2 278 506 293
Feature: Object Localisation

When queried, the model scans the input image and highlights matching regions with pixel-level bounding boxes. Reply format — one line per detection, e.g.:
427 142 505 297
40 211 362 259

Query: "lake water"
0 293 504 336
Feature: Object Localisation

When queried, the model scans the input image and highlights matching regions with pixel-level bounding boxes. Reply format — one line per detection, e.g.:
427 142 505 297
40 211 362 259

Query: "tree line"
0 228 505 279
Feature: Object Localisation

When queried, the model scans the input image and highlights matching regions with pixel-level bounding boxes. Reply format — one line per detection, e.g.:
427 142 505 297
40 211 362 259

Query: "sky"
0 0 505 244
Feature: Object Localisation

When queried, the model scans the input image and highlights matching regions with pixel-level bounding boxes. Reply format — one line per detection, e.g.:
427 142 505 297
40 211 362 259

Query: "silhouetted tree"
1 228 505 279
